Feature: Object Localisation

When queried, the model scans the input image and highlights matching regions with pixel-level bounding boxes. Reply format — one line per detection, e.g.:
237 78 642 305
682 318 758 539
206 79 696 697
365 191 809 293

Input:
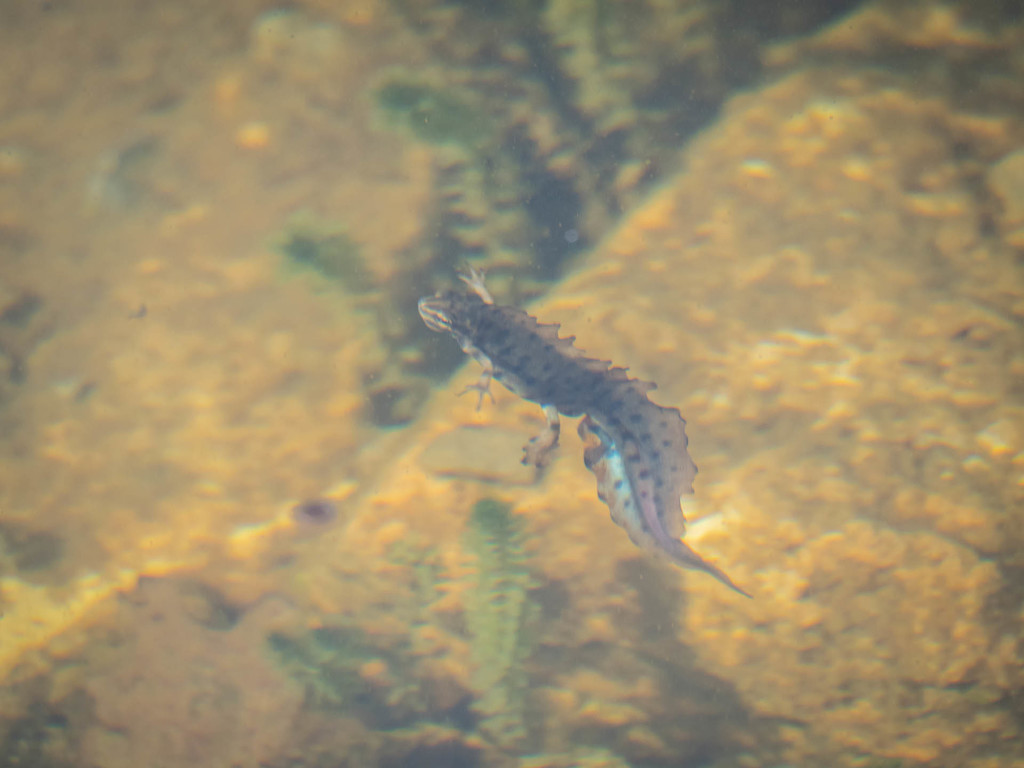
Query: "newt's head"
418 290 484 337
417 292 455 334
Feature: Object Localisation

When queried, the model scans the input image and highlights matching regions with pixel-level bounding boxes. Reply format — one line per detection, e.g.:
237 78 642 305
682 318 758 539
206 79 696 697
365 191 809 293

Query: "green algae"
0 706 72 768
377 79 494 149
274 213 372 293
268 625 376 709
462 497 537 748
0 522 64 577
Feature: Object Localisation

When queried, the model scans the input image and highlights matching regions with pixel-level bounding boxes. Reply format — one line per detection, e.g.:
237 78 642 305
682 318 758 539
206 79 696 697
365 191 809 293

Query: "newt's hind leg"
522 404 560 467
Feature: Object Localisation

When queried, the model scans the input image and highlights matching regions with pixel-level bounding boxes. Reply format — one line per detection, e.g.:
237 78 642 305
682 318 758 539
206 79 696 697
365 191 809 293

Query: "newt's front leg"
457 342 496 411
458 366 495 411
522 404 560 467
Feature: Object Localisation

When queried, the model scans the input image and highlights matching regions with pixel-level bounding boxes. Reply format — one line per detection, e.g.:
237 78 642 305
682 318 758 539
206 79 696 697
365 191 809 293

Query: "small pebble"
292 498 338 525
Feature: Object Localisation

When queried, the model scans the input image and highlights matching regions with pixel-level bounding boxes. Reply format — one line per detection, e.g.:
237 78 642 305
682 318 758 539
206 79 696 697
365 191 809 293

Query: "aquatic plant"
0 706 72 768
274 212 372 293
0 522 64 576
376 77 494 149
462 497 536 748
268 625 377 710
268 617 432 730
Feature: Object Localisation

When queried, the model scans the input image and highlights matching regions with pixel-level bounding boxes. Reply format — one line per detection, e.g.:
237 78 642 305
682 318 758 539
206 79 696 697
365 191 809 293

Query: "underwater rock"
3 3 1024 768
579 57 1024 767
80 579 302 768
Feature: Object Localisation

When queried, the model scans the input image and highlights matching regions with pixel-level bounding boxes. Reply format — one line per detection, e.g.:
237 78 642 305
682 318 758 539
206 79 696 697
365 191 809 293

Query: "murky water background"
0 1 1022 766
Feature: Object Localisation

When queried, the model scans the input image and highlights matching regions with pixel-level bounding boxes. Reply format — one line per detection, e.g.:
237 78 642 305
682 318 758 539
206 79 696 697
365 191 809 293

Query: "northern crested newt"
419 268 749 597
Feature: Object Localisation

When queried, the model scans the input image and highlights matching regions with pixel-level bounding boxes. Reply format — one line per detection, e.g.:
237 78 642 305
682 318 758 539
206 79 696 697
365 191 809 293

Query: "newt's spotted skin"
419 269 749 597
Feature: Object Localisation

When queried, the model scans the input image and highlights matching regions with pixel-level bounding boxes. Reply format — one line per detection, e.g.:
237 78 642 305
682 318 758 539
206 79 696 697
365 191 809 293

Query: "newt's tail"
665 538 752 598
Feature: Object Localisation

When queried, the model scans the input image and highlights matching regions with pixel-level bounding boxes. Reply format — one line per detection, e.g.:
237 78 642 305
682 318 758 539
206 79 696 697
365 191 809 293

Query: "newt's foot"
458 369 494 411
458 377 494 411
457 266 494 305
522 436 559 468
522 405 561 467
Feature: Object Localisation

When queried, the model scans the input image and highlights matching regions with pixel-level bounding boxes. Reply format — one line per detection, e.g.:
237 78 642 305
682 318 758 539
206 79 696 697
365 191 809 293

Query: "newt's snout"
418 295 453 334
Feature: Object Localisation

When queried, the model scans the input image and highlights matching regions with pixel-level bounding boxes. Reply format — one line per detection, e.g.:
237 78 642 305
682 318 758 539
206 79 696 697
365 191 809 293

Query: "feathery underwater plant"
462 497 537 748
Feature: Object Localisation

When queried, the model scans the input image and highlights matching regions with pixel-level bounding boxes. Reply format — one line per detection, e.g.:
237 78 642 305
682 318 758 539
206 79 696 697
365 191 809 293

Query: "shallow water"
0 1 1022 767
